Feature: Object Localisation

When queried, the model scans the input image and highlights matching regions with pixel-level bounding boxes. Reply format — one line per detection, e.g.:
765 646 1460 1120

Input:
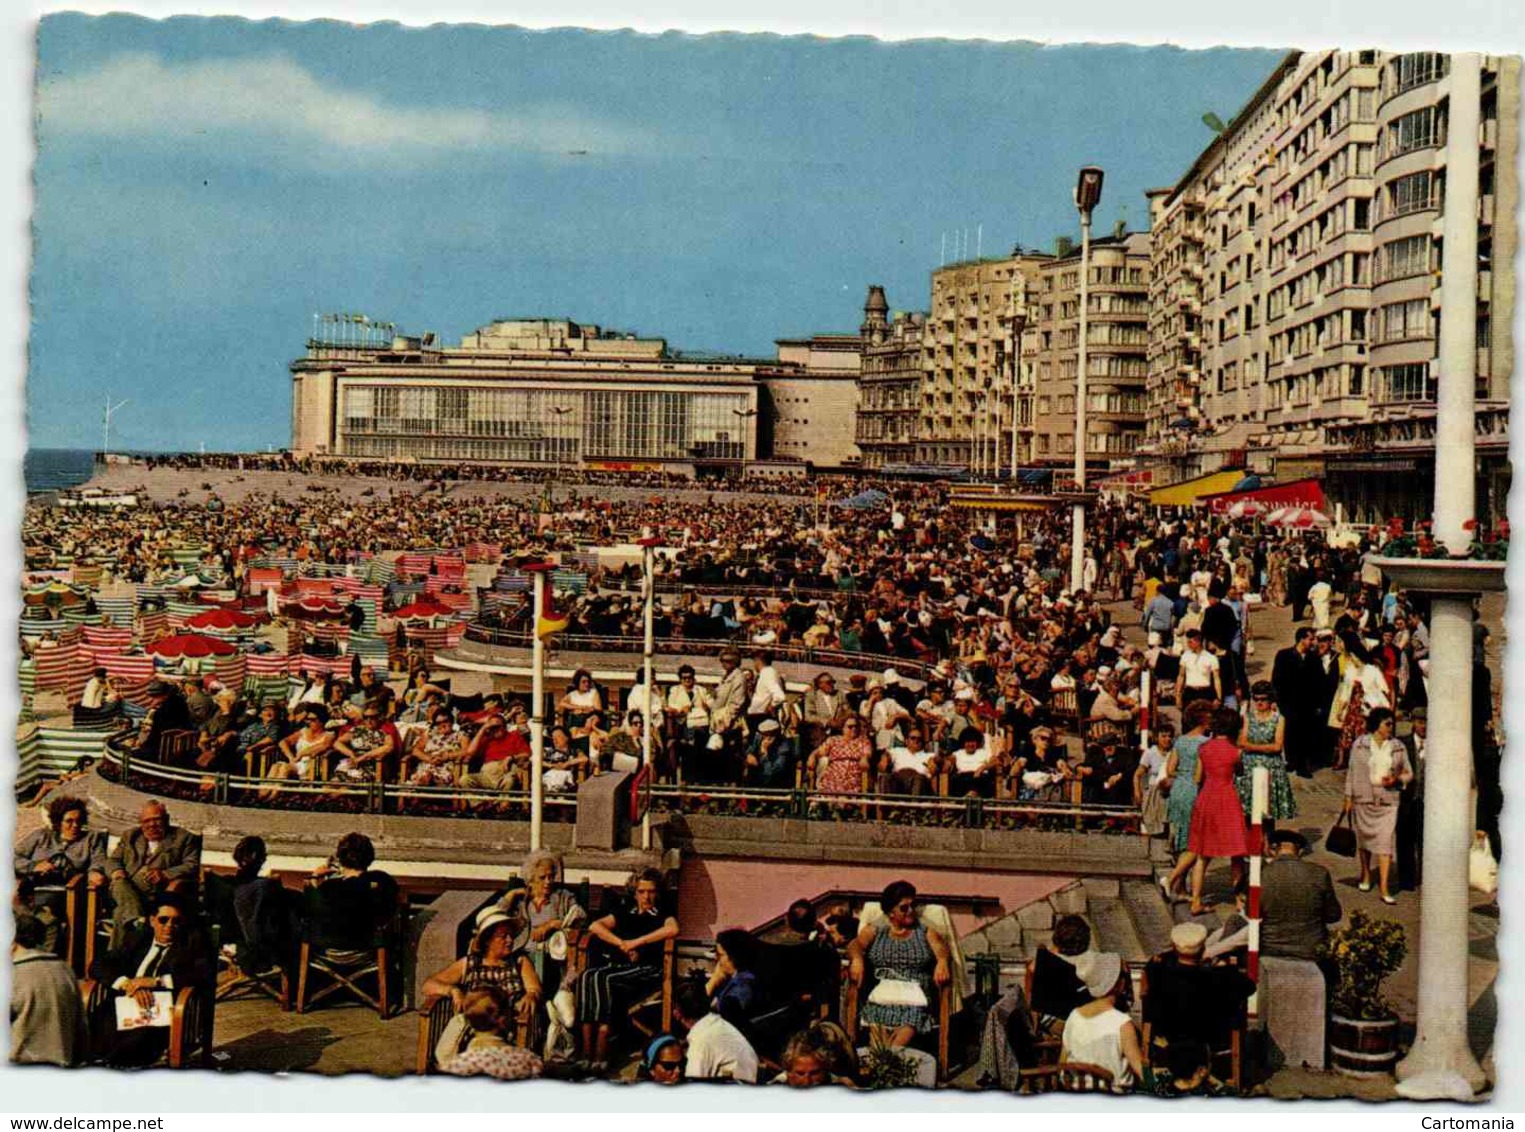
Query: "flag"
536 580 568 639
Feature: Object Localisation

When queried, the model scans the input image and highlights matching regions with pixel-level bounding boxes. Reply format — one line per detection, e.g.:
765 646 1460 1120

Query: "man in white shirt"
1174 629 1221 708
881 727 941 795
674 980 758 1083
746 651 787 724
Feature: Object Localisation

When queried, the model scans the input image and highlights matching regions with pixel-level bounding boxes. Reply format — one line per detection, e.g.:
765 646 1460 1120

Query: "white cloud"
37 51 648 159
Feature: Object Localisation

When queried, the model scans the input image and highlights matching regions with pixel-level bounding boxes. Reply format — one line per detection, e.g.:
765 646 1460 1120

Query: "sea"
24 448 100 494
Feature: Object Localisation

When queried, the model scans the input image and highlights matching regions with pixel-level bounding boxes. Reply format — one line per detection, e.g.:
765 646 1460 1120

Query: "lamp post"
549 405 574 483
1071 165 1104 593
1010 308 1026 481
732 407 758 472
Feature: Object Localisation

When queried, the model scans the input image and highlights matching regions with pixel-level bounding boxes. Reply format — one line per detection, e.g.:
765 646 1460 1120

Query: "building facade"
855 286 927 469
1144 50 1517 522
1028 233 1152 472
757 334 864 469
919 255 1046 471
291 318 761 473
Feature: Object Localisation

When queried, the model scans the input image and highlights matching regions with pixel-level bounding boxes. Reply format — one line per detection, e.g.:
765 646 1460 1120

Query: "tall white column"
1071 213 1092 592
641 542 656 852
529 569 546 851
1394 52 1487 1101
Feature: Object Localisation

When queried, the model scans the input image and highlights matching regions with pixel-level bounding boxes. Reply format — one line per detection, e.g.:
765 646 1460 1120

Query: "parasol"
145 632 238 659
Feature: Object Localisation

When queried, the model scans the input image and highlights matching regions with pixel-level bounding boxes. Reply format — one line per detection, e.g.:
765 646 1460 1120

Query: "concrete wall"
761 374 862 466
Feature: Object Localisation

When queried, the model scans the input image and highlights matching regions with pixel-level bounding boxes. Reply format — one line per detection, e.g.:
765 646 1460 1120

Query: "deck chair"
203 870 292 1011
1019 1061 1115 1093
295 875 404 1018
1050 688 1081 733
1138 961 1248 1093
574 933 677 1041
842 902 964 1081
155 728 198 765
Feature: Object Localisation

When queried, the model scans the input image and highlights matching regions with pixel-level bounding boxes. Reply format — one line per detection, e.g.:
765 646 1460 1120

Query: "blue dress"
861 924 936 1034
1165 734 1206 853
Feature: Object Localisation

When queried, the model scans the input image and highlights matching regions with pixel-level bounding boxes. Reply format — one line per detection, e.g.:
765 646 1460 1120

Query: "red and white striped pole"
1247 764 1269 1013
1138 668 1152 753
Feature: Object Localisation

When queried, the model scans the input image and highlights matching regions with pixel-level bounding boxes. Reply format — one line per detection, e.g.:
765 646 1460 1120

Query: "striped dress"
861 924 936 1034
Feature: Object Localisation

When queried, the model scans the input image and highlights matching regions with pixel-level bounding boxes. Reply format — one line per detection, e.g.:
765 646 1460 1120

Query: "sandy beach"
71 461 818 509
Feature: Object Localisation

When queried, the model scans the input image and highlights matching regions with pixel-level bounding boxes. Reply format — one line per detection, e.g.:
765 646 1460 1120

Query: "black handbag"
1325 811 1357 857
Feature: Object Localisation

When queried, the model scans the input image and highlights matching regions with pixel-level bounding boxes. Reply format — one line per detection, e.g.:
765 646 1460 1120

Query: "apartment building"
918 255 1046 470
855 285 927 469
1145 49 1517 522
1028 232 1152 471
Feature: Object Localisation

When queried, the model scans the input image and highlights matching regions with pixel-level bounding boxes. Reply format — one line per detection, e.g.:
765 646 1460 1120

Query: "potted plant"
860 1032 923 1090
1318 911 1407 1077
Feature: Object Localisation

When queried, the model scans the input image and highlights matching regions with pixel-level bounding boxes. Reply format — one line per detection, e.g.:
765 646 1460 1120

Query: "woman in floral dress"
808 716 873 793
1236 681 1296 830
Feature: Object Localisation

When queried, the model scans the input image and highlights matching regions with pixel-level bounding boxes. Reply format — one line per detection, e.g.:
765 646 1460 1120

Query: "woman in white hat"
422 904 541 1025
1060 951 1143 1092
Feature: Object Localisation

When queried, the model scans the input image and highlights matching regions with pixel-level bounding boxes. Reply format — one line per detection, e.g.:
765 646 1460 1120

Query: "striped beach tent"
83 626 134 649
463 542 503 563
97 653 156 686
403 625 450 666
396 553 434 578
362 557 397 585
61 608 105 627
432 590 474 615
494 571 531 593
245 567 286 596
138 611 171 642
295 577 339 597
212 653 248 690
95 597 136 627
551 569 589 595
32 641 81 694
71 562 105 588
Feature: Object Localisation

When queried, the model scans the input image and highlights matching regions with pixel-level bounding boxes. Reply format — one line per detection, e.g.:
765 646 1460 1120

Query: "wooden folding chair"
842 956 954 1082
155 728 198 765
295 887 404 1019
1021 958 1064 1066
203 873 291 1011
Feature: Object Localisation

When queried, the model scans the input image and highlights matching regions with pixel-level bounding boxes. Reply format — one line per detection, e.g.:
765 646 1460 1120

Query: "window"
1392 53 1447 94
1387 171 1435 218
1379 235 1431 282
1380 299 1431 342
1387 108 1444 158
1383 362 1434 402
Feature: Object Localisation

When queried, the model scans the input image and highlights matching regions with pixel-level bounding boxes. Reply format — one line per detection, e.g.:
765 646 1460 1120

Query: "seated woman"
501 850 586 990
1060 951 1144 1093
439 986 544 1081
235 701 286 774
543 726 589 793
1010 726 1072 802
947 726 1002 798
847 880 951 1050
705 928 764 1028
577 867 680 1073
407 709 466 786
423 906 541 1026
263 707 333 796
558 670 604 733
14 795 108 952
806 716 872 793
572 710 612 769
204 835 295 976
331 703 400 784
745 718 797 788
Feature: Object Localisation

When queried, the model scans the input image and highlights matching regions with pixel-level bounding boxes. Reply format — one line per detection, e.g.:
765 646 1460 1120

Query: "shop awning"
1147 469 1246 509
1199 476 1327 515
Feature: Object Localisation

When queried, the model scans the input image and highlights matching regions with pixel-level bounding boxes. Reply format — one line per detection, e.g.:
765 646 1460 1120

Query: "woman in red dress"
1186 707 1250 915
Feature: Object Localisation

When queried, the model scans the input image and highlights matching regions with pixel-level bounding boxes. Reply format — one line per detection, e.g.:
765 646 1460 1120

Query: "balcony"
1479 194 1495 226
1479 270 1492 302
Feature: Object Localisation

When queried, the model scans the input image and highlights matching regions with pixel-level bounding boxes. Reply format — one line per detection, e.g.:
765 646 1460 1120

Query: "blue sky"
29 14 1282 451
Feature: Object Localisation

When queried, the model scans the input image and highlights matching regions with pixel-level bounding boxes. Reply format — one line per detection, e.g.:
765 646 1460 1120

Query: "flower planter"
1365 556 1507 595
1328 1012 1401 1078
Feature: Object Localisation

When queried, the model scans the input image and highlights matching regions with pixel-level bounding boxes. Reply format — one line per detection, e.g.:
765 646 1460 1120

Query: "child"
1135 725 1175 842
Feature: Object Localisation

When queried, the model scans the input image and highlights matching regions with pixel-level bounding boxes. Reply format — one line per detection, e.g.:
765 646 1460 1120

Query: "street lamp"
549 405 574 483
1009 300 1027 482
1071 165 1104 593
733 407 758 468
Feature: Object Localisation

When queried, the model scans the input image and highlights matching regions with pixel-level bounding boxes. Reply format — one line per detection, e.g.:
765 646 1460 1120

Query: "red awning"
1199 477 1326 515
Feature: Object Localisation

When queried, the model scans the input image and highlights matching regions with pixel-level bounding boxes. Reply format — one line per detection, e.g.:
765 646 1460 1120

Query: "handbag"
1325 811 1357 857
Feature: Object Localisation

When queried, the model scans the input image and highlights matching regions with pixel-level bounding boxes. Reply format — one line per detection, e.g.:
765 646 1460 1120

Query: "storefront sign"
1330 458 1417 473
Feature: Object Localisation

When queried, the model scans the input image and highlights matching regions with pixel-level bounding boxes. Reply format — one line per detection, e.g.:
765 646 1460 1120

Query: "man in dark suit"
106 801 203 949
1259 831 1342 962
131 679 195 763
1142 922 1256 1060
1200 587 1239 655
1310 630 1342 771
88 893 212 1067
1272 628 1317 777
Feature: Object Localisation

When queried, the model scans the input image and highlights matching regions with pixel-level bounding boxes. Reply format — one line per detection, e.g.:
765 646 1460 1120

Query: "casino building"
291 317 765 476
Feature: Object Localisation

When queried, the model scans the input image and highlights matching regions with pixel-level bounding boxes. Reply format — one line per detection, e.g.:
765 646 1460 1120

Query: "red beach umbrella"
146 633 239 659
183 607 261 632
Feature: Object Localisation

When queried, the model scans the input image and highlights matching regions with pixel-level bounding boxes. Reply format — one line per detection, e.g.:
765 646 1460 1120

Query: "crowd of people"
12 460 1507 1090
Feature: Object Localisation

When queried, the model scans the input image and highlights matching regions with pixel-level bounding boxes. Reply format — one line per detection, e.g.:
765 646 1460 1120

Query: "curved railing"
98 735 1138 831
454 626 940 683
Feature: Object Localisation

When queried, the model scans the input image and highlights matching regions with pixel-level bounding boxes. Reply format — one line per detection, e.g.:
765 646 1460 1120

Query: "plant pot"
1328 1011 1400 1078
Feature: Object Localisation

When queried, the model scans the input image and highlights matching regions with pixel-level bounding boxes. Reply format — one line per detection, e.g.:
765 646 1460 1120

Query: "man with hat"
708 647 749 781
1311 629 1342 770
192 686 246 772
131 679 195 764
1142 921 1256 1067
1395 708 1426 891
1260 829 1342 962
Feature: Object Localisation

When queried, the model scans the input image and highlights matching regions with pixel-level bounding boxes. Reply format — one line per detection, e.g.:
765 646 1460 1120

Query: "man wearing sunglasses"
88 893 212 1067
